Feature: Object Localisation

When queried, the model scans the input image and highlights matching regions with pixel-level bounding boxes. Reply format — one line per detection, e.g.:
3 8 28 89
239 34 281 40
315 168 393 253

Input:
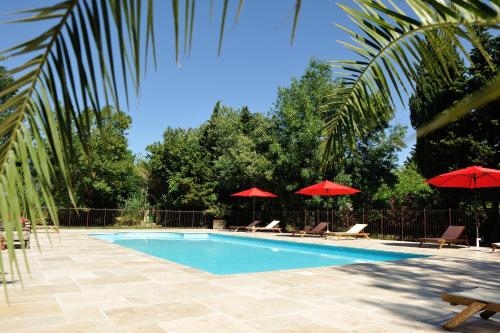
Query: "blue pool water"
90 232 426 274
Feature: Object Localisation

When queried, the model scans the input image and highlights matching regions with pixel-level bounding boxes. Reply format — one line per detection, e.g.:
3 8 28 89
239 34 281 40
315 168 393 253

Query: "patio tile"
203 296 308 321
300 304 386 330
75 275 148 287
8 320 119 333
269 322 351 333
3 229 499 333
225 284 283 299
0 300 63 321
353 320 443 333
159 314 258 333
60 303 107 322
104 302 214 326
119 324 166 333
246 313 312 332
55 290 128 306
0 294 54 306
8 282 81 297
0 315 67 331
123 293 164 305
155 282 234 302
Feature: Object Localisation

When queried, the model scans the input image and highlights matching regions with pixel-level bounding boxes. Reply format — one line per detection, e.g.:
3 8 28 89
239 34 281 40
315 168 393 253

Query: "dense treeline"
54 107 142 209
2 30 498 213
409 29 500 210
145 60 427 212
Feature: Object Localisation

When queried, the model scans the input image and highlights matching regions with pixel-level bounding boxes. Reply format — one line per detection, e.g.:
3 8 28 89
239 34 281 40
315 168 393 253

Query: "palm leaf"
0 0 302 297
323 0 500 162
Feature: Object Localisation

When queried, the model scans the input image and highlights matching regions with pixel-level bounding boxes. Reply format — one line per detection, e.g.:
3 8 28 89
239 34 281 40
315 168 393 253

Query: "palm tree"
0 0 498 293
323 0 499 161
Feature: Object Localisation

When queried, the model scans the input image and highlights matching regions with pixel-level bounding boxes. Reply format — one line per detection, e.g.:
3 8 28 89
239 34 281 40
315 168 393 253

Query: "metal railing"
229 208 499 243
48 208 499 243
50 208 208 228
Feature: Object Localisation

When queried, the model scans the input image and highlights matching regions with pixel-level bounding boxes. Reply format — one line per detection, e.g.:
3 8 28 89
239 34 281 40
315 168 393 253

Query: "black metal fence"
49 208 499 244
228 208 500 244
51 208 209 228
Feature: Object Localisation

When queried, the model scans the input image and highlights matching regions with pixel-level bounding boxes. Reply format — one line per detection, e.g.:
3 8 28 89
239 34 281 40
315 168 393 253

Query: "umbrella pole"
474 186 480 250
253 197 256 221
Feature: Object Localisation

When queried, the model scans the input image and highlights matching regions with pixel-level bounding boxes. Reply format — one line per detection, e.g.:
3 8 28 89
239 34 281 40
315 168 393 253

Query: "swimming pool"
90 232 426 274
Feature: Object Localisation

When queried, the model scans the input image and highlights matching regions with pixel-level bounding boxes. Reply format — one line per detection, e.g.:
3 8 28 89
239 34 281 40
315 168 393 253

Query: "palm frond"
323 0 500 162
0 0 165 296
0 0 302 296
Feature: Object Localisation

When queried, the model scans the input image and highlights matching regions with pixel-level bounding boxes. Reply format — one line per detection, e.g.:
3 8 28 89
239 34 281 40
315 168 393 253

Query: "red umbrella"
231 187 278 198
231 187 278 220
426 165 500 188
426 165 500 249
296 180 360 232
296 180 360 196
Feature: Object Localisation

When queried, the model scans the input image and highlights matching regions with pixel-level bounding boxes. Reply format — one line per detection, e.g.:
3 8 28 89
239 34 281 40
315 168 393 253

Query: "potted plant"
205 203 230 230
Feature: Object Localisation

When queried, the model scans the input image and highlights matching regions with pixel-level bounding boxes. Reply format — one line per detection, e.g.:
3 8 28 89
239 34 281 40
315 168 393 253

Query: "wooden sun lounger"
492 243 499 253
249 220 282 233
325 224 369 239
442 287 499 331
291 222 329 237
228 220 261 232
1 219 31 249
418 225 469 249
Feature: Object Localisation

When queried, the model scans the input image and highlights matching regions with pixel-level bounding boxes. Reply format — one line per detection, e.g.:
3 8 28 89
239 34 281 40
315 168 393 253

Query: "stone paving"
1 229 499 332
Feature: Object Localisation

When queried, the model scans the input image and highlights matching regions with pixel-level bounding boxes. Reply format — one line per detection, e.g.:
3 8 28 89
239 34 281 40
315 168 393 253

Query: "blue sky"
1 0 414 162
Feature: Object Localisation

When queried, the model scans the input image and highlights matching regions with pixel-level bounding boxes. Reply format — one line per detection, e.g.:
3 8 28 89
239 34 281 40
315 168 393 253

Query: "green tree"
202 104 276 199
409 29 500 208
270 60 405 209
147 127 215 209
270 60 334 205
0 65 15 110
374 163 434 208
148 104 277 210
344 125 407 208
0 65 15 143
59 108 140 208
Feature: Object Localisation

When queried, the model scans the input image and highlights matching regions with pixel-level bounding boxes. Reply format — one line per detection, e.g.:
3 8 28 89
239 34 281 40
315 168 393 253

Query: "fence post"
423 208 427 238
362 209 365 225
86 209 89 228
448 208 452 226
178 211 181 228
400 207 404 240
192 211 194 228
380 209 384 239
104 209 107 228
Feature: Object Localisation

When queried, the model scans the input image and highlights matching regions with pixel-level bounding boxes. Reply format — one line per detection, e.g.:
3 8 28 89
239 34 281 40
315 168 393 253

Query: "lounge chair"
0 219 31 249
291 222 329 237
441 287 499 331
418 225 469 249
228 220 261 232
325 224 369 239
249 220 282 233
492 243 499 253
13 219 31 249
